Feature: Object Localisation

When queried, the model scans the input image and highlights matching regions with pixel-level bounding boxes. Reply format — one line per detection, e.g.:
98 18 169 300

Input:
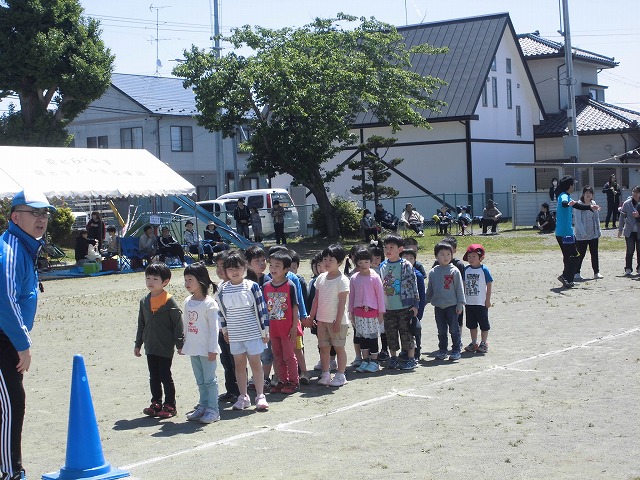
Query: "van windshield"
271 192 293 207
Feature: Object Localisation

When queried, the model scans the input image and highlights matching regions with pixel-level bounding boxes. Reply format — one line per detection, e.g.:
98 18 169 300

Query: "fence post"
511 185 517 230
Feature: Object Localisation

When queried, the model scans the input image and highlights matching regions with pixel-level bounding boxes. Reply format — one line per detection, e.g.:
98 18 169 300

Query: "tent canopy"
0 146 195 200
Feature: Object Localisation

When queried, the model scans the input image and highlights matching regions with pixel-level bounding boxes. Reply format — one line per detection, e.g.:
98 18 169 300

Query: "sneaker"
328 372 348 387
557 275 570 287
156 404 177 419
143 401 162 417
263 378 272 390
594 272 604 279
313 360 322 371
317 371 331 386
386 357 399 369
255 394 269 411
637 266 640 275
199 408 220 424
356 360 369 373
186 404 206 421
365 360 380 373
464 342 479 353
280 382 299 394
574 273 583 281
248 378 256 390
449 351 461 361
625 268 633 276
330 359 338 371
218 392 237 403
400 359 417 370
270 374 280 387
299 372 310 385
477 342 488 353
377 350 389 361
350 358 363 368
232 394 251 410
434 350 448 360
270 382 284 393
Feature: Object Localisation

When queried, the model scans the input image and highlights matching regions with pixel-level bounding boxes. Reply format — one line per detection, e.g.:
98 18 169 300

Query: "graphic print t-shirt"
263 279 298 337
381 260 403 310
464 265 493 306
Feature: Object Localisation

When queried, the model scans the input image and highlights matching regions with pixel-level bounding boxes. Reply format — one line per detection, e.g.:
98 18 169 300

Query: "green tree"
47 206 74 244
173 14 446 237
0 0 114 146
350 135 402 206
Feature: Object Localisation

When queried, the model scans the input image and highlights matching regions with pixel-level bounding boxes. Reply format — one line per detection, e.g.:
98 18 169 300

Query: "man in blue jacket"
0 189 56 480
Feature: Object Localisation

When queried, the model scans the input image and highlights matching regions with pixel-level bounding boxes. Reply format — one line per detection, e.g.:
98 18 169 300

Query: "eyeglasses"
14 209 51 219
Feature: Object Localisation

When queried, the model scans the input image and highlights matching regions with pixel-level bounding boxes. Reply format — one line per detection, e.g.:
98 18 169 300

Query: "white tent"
0 146 195 199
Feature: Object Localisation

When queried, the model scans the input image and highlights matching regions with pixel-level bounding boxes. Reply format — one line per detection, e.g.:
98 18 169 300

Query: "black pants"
575 238 599 275
482 218 498 233
146 354 176 407
158 244 184 263
605 202 619 227
0 333 25 477
556 236 580 282
624 232 640 271
274 222 286 244
218 331 239 396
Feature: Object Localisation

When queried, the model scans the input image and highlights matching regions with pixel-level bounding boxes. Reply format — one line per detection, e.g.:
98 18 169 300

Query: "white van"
215 188 300 236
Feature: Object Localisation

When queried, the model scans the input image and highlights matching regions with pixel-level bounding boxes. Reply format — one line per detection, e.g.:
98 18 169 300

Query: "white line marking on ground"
119 326 639 472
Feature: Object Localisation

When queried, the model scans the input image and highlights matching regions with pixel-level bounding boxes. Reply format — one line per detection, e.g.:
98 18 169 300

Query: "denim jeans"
434 305 461 353
190 356 219 412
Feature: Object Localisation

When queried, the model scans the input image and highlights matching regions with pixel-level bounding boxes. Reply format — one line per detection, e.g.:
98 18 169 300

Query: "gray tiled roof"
111 73 198 116
356 13 527 126
535 96 640 136
517 33 618 67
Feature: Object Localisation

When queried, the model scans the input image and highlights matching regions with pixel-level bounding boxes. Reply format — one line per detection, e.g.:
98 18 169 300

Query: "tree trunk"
304 181 340 238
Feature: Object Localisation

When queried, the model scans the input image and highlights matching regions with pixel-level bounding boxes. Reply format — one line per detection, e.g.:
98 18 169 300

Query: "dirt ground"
23 245 639 480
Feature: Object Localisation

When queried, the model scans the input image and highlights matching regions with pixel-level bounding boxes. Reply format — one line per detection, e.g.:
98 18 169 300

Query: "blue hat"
12 189 57 212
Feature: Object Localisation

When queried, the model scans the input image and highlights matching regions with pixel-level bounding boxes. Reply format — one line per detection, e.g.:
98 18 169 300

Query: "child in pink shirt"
348 248 386 372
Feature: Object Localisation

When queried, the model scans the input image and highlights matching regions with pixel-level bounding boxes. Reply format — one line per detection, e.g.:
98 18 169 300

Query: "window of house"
491 57 497 71
491 77 498 108
589 88 597 100
170 126 193 152
516 105 522 136
481 82 488 107
506 58 512 74
120 127 143 149
507 79 512 109
87 136 108 148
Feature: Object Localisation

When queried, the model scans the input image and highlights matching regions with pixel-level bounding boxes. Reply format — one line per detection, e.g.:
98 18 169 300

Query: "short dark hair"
267 245 288 256
288 249 300 265
310 252 323 270
78 228 88 235
224 250 247 269
354 248 372 262
212 251 228 264
322 244 346 263
244 245 266 262
403 237 419 251
541 202 550 210
145 262 171 281
383 234 404 247
557 175 575 194
143 225 153 233
441 236 457 249
368 245 384 258
434 242 453 257
401 248 417 260
269 250 292 268
107 225 116 233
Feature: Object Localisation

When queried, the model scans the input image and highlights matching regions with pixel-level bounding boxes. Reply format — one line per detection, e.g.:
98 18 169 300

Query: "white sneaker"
255 394 269 411
317 372 331 386
199 408 220 424
186 405 206 421
330 359 338 371
232 394 251 410
328 372 348 387
313 360 322 371
594 273 604 279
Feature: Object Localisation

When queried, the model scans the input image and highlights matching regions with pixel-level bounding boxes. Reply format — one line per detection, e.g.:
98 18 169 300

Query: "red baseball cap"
463 244 485 261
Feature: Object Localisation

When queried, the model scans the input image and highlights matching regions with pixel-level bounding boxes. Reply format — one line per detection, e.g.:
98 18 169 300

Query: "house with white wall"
272 13 544 218
68 73 263 205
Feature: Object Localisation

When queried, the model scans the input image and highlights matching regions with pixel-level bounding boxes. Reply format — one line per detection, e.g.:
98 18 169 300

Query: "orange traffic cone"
42 354 129 479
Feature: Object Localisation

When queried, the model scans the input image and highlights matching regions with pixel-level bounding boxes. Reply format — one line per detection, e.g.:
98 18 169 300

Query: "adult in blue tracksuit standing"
0 190 56 480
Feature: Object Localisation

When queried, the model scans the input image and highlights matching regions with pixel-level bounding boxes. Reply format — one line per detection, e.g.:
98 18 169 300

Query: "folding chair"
43 242 66 266
119 237 147 271
456 205 474 236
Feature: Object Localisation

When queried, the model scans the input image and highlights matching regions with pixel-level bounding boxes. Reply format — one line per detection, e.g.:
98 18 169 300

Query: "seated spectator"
534 202 555 233
457 206 472 235
203 221 230 264
360 209 379 242
374 203 399 231
74 228 98 265
184 220 212 261
435 206 453 235
400 202 425 237
481 200 502 235
103 225 120 258
138 224 157 261
157 226 186 265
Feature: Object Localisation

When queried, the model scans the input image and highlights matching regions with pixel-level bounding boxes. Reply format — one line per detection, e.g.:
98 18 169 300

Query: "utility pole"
560 0 579 162
210 0 226 196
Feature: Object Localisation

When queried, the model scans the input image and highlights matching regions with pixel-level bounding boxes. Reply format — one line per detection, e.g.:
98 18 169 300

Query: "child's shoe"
317 371 331 386
255 394 269 411
328 372 348 387
464 342 479 353
270 382 284 393
386 357 399 369
350 357 363 368
248 378 256 390
449 351 461 361
434 350 448 360
377 350 389 361
313 361 322 371
299 372 310 385
477 342 488 353
199 408 220 424
186 404 206 421
400 358 417 370
232 394 251 410
280 382 299 394
365 360 379 373
329 358 338 371
156 404 177 419
143 400 162 417
356 360 369 373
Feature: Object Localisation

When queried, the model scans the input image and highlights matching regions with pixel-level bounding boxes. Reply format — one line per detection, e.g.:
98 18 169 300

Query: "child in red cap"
462 244 493 353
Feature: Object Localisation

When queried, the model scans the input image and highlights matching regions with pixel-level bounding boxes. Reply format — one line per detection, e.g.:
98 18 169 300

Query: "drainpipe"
156 116 162 160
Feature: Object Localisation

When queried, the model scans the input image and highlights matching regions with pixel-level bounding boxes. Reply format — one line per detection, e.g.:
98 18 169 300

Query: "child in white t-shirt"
463 244 493 354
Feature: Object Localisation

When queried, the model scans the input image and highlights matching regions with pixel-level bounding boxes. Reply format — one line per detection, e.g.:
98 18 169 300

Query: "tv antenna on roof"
149 4 170 75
